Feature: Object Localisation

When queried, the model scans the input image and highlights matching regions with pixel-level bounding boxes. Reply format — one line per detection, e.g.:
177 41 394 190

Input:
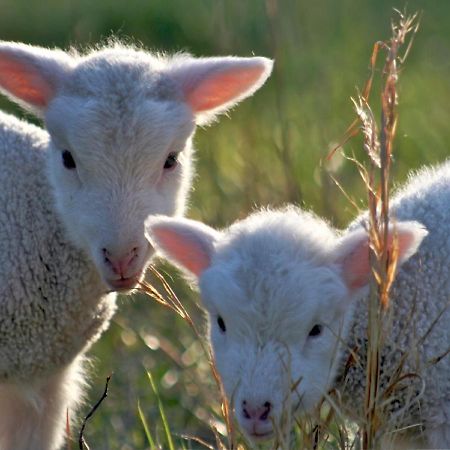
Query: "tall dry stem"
327 10 420 450
349 11 420 450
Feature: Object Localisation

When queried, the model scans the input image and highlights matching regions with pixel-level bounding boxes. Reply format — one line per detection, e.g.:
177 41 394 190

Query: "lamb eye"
217 316 226 333
62 150 76 170
308 324 322 337
164 152 178 170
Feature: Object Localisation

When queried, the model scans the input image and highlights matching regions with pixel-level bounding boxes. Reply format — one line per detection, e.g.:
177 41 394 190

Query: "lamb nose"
242 400 272 422
102 247 138 276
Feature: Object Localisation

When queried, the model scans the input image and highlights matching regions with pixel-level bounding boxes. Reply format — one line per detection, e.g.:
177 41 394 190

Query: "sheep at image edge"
0 41 273 450
148 161 450 449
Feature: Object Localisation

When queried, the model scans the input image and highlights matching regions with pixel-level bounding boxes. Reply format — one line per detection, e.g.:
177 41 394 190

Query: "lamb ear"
146 216 220 278
0 42 73 116
169 56 273 125
334 221 428 292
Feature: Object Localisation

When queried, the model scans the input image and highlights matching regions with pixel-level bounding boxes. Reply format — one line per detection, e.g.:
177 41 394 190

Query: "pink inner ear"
152 227 211 277
0 56 53 107
396 231 415 261
341 227 420 291
341 238 371 290
186 66 264 113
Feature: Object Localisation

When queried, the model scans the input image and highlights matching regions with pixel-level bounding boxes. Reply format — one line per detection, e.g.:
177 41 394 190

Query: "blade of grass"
138 400 157 450
147 371 175 450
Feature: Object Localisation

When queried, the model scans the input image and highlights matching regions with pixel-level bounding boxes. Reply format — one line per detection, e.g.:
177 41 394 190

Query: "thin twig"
78 375 112 450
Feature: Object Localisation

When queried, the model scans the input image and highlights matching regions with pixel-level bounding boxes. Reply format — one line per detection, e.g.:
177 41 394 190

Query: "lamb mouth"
249 429 274 441
107 274 142 292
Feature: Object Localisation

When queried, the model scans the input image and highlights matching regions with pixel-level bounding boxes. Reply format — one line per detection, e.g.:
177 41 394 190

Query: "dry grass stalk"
348 10 420 450
326 9 420 450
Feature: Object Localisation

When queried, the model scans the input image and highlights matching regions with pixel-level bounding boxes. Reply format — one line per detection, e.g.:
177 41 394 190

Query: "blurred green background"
1 0 449 448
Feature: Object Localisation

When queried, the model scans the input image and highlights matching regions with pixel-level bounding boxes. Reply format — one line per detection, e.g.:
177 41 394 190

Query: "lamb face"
45 79 196 291
200 256 350 440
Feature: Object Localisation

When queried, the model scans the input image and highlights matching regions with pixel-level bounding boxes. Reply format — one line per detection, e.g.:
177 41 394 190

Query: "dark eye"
62 150 76 170
217 316 226 333
308 324 322 337
164 152 178 170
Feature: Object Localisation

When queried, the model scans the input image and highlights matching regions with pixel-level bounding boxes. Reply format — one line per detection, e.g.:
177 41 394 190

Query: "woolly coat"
0 110 115 381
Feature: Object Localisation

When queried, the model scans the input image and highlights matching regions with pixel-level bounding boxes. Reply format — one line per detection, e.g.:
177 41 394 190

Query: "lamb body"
148 161 450 448
0 41 272 450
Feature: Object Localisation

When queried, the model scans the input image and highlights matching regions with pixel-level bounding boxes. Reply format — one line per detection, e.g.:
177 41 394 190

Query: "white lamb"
147 161 450 448
0 41 272 450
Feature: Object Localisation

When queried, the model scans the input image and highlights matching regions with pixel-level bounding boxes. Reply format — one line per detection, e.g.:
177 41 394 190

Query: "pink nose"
103 247 138 277
242 400 272 422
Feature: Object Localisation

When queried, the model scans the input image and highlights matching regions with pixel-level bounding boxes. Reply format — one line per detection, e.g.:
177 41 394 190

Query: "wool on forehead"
63 45 182 102
215 207 339 271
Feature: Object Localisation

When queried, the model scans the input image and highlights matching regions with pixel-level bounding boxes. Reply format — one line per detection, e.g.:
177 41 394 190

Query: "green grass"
1 1 450 448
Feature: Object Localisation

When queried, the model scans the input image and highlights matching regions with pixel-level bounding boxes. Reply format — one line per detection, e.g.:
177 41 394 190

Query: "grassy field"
1 1 450 449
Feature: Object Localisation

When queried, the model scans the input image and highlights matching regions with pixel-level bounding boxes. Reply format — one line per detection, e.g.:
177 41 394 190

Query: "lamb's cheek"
213 347 241 397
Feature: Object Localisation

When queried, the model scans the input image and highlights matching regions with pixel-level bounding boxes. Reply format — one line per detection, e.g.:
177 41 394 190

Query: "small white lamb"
147 161 450 448
0 41 272 450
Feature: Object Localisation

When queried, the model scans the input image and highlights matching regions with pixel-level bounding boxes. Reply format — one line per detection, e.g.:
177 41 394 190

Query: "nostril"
259 401 272 421
128 247 139 265
102 248 111 264
242 400 251 420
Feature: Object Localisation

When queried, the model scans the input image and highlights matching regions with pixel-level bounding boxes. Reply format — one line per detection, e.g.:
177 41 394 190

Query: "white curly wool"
147 162 450 448
0 41 272 450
